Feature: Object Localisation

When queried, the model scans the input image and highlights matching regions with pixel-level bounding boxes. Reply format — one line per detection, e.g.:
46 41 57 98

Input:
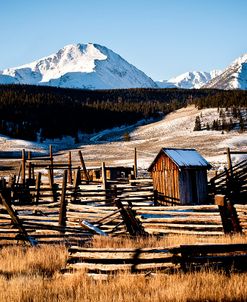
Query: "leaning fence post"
59 170 68 231
78 150 90 183
73 167 81 202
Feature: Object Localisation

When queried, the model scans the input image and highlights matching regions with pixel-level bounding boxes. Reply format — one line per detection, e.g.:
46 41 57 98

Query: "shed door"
190 170 198 203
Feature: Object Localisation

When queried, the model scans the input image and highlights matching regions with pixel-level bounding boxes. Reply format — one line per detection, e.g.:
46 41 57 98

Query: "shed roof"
148 148 211 171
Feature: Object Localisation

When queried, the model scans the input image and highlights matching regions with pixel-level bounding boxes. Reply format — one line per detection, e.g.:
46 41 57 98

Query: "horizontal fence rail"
64 243 247 275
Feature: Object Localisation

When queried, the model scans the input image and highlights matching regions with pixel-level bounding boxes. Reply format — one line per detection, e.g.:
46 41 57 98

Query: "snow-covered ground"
0 105 246 172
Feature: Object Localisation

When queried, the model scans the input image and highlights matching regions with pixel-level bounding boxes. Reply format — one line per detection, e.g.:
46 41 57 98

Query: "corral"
0 146 246 277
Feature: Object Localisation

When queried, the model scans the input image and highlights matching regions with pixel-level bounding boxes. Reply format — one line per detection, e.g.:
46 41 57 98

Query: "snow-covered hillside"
156 70 221 89
1 43 157 89
1 106 246 171
204 53 247 90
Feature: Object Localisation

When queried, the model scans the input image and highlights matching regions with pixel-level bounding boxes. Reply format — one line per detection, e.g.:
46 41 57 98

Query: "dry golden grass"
0 235 246 302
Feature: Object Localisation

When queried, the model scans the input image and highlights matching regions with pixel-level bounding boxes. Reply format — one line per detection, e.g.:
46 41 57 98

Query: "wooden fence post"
68 151 72 185
101 162 107 190
134 148 138 179
28 151 32 182
227 147 233 177
0 192 36 246
73 167 81 202
59 170 68 230
101 162 108 202
49 145 54 184
35 172 41 204
216 194 242 234
48 167 56 203
22 149 26 186
153 189 158 206
16 162 22 184
78 150 90 183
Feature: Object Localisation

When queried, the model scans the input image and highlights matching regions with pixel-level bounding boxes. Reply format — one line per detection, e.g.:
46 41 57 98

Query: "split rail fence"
0 149 247 245
64 243 247 275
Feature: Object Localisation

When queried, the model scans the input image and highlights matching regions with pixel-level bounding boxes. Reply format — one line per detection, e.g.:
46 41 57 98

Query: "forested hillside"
0 85 246 141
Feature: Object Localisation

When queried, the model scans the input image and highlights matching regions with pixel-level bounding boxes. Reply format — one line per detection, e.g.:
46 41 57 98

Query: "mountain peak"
0 43 157 89
231 53 247 66
204 53 247 90
156 70 221 89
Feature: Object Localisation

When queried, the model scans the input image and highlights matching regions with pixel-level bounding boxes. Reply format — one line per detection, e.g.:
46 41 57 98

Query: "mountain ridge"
203 53 247 89
1 45 247 90
1 43 157 90
156 70 222 89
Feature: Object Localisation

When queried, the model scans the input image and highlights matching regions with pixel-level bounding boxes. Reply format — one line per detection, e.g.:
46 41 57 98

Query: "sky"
0 0 246 80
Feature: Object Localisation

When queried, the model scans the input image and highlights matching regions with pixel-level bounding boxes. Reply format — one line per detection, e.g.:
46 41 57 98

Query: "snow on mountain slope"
204 53 247 90
0 72 18 84
156 70 222 89
1 43 157 89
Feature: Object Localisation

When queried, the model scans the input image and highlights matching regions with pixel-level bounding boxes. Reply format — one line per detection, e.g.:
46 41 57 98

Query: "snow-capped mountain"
204 54 247 90
0 43 157 89
156 70 222 89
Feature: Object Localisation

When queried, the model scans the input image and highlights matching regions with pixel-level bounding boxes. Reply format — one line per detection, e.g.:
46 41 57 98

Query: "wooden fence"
0 148 246 245
209 159 247 203
64 243 247 275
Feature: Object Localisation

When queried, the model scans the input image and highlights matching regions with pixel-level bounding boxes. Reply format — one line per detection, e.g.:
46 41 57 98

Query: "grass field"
0 235 247 301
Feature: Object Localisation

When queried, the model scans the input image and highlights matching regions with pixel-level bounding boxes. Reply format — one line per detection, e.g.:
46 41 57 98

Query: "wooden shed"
148 148 211 205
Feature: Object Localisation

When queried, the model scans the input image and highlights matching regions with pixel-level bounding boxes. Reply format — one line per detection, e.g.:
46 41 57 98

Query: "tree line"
0 84 246 141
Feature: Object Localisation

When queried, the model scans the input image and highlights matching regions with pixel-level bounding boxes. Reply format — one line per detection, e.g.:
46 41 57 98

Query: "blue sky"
0 0 246 79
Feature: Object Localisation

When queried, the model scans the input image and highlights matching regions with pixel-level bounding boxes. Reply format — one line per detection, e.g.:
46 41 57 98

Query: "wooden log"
144 228 224 235
80 220 108 236
0 193 37 246
59 170 68 230
138 216 222 223
66 261 175 272
22 221 89 233
180 254 247 264
141 222 223 230
95 209 121 225
179 243 247 254
18 215 58 221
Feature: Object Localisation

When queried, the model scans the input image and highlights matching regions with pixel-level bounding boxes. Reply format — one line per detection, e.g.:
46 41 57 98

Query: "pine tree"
239 114 245 132
193 116 201 131
123 132 131 141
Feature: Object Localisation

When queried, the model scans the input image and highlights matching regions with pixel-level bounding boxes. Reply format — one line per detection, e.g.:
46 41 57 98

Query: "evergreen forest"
0 84 246 141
